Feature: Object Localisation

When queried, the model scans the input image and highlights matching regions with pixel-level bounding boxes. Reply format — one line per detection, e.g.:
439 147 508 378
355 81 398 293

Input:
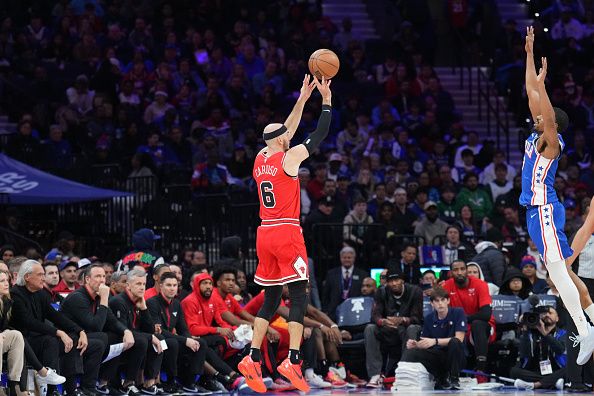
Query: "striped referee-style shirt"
577 234 594 279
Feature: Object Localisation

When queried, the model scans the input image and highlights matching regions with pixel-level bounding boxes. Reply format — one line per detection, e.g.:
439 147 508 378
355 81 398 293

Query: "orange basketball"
308 49 340 80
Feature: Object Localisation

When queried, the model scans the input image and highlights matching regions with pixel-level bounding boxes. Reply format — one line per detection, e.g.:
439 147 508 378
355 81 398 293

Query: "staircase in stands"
321 0 379 40
434 67 524 168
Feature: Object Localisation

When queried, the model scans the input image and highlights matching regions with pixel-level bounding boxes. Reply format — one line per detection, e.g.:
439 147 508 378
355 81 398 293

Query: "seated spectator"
453 131 482 168
443 260 496 379
144 263 171 299
457 173 493 220
43 124 72 170
389 244 421 285
486 163 513 202
147 272 211 394
234 269 252 306
191 151 230 194
455 205 480 245
414 201 449 245
109 269 165 394
498 267 532 299
472 239 506 287
136 131 165 168
336 118 368 159
551 7 586 41
364 270 423 386
0 269 27 395
143 91 174 125
212 236 242 271
520 256 548 294
5 120 42 167
42 262 63 305
511 306 567 390
466 262 499 296
109 270 127 296
443 225 476 266
322 247 368 320
480 149 517 184
420 270 438 297
61 264 136 395
53 259 81 296
102 263 114 285
343 196 374 249
401 287 466 390
451 149 480 183
11 260 104 396
361 277 377 297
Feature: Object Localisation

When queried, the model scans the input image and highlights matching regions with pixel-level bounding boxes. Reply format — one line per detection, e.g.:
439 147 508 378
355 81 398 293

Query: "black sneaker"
199 378 224 394
449 377 462 390
96 385 127 395
434 378 452 390
67 389 88 396
120 385 142 396
140 385 158 395
161 382 183 395
566 382 591 392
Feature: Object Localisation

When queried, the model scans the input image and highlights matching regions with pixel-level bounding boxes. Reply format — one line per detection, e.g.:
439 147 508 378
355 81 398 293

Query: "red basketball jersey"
253 151 300 221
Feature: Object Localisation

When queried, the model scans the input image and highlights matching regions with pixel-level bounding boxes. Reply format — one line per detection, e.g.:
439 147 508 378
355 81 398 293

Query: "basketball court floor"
236 388 591 395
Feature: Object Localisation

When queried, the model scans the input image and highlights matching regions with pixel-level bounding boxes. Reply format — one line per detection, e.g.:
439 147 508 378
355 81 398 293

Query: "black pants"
377 324 421 373
201 335 234 375
102 331 162 384
78 332 107 389
401 338 466 381
162 337 207 386
469 319 490 370
510 367 566 389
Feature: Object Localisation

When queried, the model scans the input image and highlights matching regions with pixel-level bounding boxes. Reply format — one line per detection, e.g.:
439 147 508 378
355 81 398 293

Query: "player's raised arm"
536 58 560 155
284 74 316 141
525 26 541 122
283 77 332 176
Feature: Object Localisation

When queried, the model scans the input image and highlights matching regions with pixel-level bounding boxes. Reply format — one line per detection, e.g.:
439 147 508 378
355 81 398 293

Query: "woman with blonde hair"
0 269 25 395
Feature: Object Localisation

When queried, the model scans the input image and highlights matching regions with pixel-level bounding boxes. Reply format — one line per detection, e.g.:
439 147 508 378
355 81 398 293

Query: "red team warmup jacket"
181 273 231 336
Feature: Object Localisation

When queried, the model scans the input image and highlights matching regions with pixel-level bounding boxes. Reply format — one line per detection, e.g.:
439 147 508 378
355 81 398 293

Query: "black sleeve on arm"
302 105 332 154
62 293 107 332
468 305 492 323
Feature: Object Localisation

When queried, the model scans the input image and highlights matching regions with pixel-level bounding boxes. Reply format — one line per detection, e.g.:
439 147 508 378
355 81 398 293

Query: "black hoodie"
499 267 532 300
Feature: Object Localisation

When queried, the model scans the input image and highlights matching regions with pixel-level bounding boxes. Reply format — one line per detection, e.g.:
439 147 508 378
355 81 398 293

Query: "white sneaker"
262 377 274 389
574 326 594 365
514 379 534 390
36 368 66 385
306 374 331 389
329 365 347 380
366 374 383 388
555 378 565 390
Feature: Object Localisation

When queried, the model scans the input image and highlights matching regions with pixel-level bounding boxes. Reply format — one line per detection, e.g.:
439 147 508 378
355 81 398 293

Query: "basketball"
308 49 340 80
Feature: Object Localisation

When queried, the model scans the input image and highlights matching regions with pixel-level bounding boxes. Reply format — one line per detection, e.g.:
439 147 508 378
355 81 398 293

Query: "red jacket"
144 287 158 300
181 273 230 336
53 280 80 295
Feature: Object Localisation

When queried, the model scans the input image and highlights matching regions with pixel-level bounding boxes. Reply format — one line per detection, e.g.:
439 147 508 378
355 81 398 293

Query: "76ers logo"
293 257 308 279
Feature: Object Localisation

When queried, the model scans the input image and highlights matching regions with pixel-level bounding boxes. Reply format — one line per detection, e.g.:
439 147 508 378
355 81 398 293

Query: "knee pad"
287 281 308 324
256 285 283 321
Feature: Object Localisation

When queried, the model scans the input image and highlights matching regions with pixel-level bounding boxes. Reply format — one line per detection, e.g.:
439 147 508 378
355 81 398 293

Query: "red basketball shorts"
254 221 309 286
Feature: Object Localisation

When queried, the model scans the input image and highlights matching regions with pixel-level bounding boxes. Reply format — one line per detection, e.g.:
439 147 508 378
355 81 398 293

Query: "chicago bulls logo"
293 257 308 278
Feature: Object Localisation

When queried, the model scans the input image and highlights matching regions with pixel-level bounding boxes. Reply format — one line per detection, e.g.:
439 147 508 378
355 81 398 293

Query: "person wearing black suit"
147 272 210 394
61 264 137 395
322 246 369 320
10 260 105 396
389 244 422 285
109 269 165 395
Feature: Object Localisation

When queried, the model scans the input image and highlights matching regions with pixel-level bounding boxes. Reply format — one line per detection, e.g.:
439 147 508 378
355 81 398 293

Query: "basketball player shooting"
522 26 594 365
238 75 332 393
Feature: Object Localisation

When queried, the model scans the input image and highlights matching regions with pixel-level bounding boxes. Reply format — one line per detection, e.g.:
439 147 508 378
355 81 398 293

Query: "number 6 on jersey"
260 181 275 208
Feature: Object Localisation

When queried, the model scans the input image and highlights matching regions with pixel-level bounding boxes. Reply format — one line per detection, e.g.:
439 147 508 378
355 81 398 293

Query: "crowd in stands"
0 0 593 393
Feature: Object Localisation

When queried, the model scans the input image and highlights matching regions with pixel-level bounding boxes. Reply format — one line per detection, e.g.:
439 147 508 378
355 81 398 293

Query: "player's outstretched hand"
536 57 547 85
525 26 534 54
299 74 316 102
313 76 332 100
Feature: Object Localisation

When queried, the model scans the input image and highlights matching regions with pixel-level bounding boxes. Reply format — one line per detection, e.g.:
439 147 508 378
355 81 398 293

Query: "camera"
521 311 541 329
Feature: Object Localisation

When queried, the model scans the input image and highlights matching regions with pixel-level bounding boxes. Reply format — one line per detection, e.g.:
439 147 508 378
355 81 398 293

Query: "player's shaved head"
263 123 284 134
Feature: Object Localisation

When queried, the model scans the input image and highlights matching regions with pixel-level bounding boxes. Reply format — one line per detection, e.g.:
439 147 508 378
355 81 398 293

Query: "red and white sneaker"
324 371 348 388
346 372 367 387
277 359 310 392
237 355 266 393
269 378 295 391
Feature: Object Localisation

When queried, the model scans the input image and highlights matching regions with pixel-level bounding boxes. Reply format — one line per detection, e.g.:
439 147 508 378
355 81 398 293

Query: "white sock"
585 304 594 323
548 259 589 336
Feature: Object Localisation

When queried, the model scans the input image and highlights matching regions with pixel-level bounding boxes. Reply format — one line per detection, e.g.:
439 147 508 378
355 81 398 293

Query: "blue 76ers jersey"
519 131 565 206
